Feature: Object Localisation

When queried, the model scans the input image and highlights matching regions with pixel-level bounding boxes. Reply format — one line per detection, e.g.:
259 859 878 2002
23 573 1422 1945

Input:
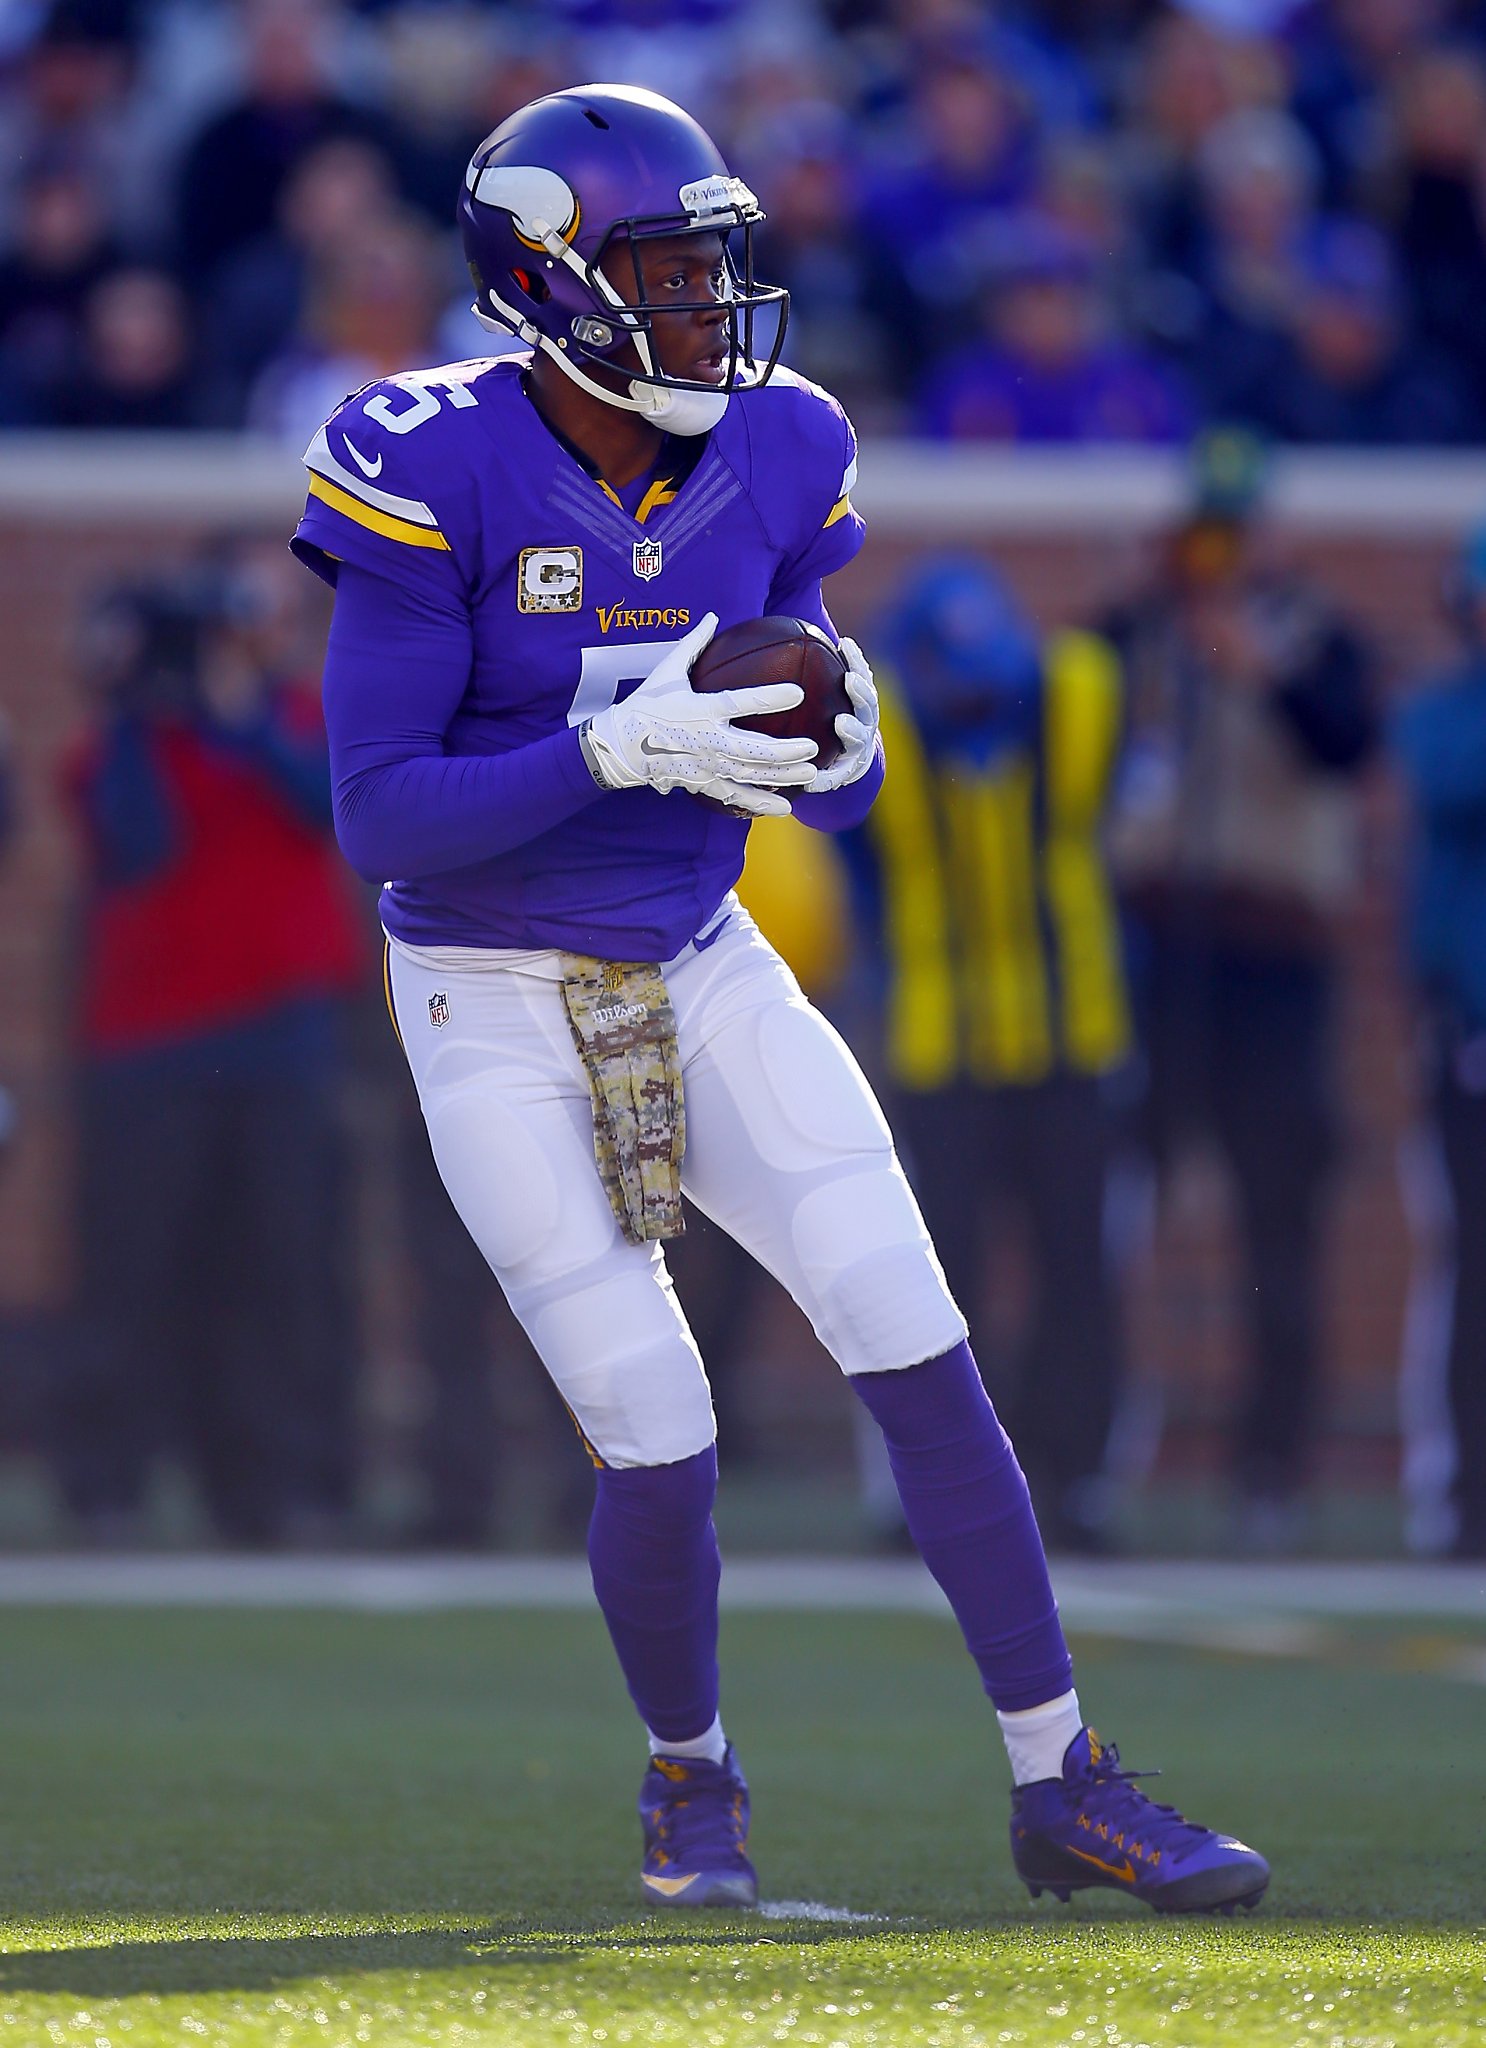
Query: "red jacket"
68 690 366 1055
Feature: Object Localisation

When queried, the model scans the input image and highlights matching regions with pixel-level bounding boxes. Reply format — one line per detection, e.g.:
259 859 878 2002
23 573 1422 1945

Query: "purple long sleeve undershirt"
322 564 882 885
324 564 601 881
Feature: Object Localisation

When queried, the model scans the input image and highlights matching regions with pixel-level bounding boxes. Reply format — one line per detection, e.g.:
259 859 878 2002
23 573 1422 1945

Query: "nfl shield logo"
632 536 663 580
428 991 450 1029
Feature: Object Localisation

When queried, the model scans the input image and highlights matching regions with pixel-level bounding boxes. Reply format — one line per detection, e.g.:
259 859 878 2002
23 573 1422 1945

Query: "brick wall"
0 453 1470 1473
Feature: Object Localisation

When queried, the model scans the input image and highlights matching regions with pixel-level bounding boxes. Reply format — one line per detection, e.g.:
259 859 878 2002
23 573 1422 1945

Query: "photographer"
1105 433 1377 1548
59 540 365 1545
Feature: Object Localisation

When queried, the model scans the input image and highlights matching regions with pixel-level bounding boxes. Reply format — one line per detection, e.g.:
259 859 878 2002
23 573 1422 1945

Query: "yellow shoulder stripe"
823 493 852 529
308 473 451 551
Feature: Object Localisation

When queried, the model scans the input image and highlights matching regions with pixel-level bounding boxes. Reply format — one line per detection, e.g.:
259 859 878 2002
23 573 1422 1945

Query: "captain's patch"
518 546 583 612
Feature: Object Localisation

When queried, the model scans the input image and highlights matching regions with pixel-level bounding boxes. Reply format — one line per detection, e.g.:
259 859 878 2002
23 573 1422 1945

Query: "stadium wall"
2 440 1482 1470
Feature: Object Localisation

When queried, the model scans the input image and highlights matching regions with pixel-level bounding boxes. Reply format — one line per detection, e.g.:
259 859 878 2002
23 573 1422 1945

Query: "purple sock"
587 1446 721 1745
851 1341 1074 1712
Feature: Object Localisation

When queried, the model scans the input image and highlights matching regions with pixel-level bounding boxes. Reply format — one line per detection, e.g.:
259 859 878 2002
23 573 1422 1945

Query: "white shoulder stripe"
302 424 440 529
841 454 858 498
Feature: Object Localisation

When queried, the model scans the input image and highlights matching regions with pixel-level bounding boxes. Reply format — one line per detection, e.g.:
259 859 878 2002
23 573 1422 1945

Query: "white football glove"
580 611 818 818
807 636 880 794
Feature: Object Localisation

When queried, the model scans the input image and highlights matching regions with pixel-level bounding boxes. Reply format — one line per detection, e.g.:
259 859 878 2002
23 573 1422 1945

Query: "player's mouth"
690 346 730 385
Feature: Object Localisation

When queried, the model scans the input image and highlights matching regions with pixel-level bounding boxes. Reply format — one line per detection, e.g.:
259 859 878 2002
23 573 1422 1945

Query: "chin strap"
630 380 733 436
473 296 735 437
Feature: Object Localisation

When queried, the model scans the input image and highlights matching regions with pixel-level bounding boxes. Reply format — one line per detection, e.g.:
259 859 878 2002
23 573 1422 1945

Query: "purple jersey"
291 352 867 958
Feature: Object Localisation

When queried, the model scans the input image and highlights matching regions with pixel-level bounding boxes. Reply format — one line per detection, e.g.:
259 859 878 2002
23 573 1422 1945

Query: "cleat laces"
647 1778 748 1867
1080 1741 1218 1866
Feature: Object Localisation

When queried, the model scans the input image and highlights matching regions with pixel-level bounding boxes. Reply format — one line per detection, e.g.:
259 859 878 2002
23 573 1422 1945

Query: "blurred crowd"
6 0 1486 440
4 0 1486 1561
12 433 1480 1565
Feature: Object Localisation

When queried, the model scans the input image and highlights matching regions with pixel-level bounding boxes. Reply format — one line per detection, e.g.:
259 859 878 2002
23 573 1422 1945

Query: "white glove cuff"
579 718 634 791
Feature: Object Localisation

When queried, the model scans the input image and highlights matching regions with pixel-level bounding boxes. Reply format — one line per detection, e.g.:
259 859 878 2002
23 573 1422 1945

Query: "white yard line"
0 1554 1477 1625
1051 1558 1486 1618
756 1901 889 1923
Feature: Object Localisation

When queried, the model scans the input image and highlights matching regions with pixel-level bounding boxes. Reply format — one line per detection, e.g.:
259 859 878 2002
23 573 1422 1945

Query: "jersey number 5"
567 641 677 727
364 377 479 434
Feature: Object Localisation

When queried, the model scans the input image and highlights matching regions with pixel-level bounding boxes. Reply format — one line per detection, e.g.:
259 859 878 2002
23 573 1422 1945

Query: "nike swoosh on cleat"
1070 1847 1136 1883
642 1873 702 1897
343 435 383 478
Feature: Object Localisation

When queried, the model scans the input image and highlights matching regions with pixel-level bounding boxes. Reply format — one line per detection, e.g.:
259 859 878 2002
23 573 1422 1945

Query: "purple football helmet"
459 83 789 435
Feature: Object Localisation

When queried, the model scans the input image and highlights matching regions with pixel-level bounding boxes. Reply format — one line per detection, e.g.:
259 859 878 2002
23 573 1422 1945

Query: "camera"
82 578 209 717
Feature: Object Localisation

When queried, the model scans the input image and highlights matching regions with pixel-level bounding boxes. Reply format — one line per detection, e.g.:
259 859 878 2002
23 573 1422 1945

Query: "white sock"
997 1690 1082 1786
648 1714 728 1766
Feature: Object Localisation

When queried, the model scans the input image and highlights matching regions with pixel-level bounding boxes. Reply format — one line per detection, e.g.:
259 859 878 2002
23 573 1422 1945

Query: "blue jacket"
1394 662 1486 1033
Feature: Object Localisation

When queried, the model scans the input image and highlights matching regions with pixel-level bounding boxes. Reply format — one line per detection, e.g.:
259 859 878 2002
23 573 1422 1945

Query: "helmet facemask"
468 165 789 434
580 198 788 399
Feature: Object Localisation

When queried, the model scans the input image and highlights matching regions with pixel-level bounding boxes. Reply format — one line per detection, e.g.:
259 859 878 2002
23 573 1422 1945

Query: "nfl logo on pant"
428 992 450 1029
633 538 663 580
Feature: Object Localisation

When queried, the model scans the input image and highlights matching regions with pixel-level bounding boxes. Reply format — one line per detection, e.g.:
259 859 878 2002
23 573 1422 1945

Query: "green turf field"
0 1606 1481 2046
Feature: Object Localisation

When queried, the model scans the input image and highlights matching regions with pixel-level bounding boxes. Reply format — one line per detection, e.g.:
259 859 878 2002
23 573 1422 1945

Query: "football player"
291 83 1269 1916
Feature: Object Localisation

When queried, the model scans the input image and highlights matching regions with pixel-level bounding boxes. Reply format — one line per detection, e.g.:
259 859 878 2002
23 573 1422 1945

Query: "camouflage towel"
559 955 686 1245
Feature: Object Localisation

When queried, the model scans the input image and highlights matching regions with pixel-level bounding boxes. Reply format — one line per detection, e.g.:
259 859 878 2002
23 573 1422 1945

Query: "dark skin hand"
526 229 730 488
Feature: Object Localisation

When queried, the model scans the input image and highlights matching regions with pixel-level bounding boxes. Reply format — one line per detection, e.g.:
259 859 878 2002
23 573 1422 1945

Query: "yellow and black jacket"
859 631 1132 1092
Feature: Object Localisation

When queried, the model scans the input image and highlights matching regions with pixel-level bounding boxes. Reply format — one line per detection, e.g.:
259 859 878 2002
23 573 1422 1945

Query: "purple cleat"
639 1745 758 1909
1011 1728 1269 1915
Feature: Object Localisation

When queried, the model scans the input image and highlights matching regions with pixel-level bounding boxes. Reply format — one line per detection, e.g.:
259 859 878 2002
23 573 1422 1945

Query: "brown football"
688 615 852 772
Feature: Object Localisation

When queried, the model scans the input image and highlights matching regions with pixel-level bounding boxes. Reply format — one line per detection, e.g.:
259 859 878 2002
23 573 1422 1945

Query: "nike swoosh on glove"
807 636 879 794
580 611 818 818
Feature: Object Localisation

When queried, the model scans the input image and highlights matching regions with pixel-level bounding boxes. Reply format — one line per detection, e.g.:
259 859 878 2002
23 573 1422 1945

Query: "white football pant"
387 899 966 1468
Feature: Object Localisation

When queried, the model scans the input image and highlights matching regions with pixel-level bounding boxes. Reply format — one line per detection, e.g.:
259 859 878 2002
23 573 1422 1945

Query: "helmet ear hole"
512 267 550 304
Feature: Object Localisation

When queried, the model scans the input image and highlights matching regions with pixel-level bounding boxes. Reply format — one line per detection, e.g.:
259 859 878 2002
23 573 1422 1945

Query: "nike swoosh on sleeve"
343 435 383 479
